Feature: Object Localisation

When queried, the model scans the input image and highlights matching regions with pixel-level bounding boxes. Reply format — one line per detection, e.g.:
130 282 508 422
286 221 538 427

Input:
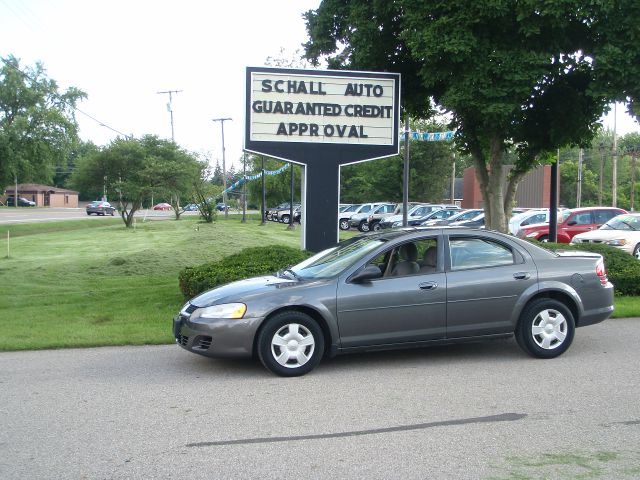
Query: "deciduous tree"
304 1 640 231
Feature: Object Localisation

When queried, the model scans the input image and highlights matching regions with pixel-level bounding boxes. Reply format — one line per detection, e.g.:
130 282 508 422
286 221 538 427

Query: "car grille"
176 334 189 346
574 239 604 244
193 336 213 351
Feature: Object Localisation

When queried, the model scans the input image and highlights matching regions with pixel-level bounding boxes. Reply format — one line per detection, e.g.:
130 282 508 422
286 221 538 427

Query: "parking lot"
1 318 639 479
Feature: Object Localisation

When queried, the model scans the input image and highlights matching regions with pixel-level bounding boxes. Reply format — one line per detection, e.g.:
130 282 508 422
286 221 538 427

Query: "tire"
86 212 91 216
538 235 549 243
371 222 381 232
358 221 370 232
633 244 640 260
339 218 350 230
257 311 324 377
110 210 115 216
281 214 290 224
516 298 575 359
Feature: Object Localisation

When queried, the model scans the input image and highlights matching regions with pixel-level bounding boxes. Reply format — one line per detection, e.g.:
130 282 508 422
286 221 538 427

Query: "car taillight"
596 258 608 286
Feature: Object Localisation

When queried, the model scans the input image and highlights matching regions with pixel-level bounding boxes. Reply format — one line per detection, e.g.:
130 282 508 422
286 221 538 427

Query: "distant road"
0 207 196 225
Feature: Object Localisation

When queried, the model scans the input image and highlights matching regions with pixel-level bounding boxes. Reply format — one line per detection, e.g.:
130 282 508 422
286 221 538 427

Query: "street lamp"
212 117 232 218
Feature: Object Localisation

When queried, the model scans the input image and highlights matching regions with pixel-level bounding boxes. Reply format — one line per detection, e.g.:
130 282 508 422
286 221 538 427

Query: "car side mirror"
350 265 383 283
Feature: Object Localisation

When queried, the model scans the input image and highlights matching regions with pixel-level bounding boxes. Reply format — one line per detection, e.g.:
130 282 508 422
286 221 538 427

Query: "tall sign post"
245 67 400 252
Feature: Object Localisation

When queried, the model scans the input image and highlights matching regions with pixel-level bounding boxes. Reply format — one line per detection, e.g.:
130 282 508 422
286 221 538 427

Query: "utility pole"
157 89 182 141
212 117 232 218
598 142 605 205
241 153 247 223
577 148 583 207
612 103 618 207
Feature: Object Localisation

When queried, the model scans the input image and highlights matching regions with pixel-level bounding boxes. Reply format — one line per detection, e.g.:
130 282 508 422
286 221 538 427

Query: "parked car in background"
86 201 116 216
216 203 229 212
174 227 614 376
266 202 293 221
421 208 483 226
508 209 565 236
5 196 36 207
277 204 301 224
338 203 385 230
349 203 396 232
449 212 485 228
399 207 460 227
571 213 640 258
183 203 199 211
379 204 459 229
153 203 172 211
517 207 628 243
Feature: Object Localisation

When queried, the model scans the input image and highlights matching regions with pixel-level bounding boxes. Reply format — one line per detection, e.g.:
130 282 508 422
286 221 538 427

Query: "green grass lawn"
0 216 637 351
0 216 302 351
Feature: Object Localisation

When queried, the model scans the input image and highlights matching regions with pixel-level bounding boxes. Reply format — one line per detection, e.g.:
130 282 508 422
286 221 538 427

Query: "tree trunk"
471 135 509 232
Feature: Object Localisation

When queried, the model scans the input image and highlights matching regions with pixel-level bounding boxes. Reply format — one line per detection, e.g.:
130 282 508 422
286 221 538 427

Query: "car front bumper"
173 313 264 359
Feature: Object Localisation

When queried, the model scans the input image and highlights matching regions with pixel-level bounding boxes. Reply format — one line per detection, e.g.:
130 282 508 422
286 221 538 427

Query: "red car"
153 203 172 211
517 207 628 243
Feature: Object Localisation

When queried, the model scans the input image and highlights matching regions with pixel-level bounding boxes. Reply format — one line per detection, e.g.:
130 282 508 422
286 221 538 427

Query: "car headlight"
606 239 627 246
525 232 539 238
198 303 247 319
570 237 579 244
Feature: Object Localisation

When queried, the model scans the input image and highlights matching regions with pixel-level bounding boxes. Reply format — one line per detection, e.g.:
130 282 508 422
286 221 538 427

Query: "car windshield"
344 204 361 213
600 214 640 231
289 237 385 279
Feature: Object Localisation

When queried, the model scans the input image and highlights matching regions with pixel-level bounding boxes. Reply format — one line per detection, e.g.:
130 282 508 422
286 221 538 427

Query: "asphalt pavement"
1 318 639 479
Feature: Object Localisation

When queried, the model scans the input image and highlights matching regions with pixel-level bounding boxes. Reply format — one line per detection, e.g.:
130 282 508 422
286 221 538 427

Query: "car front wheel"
339 219 350 230
516 298 575 359
281 214 290 224
633 243 640 260
257 311 324 377
358 221 370 232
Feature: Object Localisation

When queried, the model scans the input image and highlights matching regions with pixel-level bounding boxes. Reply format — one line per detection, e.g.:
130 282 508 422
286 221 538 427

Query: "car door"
336 236 446 348
444 234 537 337
562 211 594 240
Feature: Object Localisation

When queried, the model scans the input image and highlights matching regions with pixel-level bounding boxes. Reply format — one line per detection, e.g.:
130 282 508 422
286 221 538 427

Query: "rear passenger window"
449 238 515 271
594 210 616 224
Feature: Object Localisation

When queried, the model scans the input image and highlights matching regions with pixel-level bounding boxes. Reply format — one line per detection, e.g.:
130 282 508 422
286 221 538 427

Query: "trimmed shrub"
179 245 313 298
535 241 640 296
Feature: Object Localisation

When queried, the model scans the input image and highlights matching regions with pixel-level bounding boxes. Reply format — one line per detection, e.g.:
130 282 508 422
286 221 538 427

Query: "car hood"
573 229 639 241
190 275 297 307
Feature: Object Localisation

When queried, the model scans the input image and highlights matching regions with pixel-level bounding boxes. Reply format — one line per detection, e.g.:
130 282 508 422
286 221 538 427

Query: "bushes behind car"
538 241 640 296
179 245 313 298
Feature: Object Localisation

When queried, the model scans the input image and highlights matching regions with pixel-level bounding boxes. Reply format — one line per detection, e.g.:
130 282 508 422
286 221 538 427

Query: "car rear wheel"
634 244 640 260
281 214 290 224
538 235 549 242
371 222 381 231
257 311 324 377
339 219 350 230
516 298 575 359
358 221 370 232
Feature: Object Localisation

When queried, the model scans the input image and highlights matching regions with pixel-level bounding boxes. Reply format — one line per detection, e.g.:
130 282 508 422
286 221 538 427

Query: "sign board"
245 67 400 165
244 67 401 252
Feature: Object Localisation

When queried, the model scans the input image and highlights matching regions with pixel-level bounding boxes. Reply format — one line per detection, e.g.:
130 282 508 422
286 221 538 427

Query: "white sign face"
248 71 397 146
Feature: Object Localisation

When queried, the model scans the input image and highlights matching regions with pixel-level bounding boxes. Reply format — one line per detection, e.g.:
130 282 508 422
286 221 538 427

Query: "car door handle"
419 282 438 290
513 272 530 280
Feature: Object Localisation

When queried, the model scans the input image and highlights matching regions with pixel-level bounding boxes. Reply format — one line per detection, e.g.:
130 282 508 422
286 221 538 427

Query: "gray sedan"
174 228 614 376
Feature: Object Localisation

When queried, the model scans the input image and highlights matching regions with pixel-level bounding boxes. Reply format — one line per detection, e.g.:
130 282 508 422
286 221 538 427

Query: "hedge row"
179 245 313 298
536 241 640 296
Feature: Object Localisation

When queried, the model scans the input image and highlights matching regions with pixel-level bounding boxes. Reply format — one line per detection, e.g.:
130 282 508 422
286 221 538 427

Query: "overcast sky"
1 0 637 172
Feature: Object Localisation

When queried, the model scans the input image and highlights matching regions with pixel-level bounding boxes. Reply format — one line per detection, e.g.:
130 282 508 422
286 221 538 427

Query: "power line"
0 55 132 140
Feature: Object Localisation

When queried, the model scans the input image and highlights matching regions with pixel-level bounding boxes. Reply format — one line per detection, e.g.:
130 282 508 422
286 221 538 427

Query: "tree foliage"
304 1 640 231
71 135 202 227
0 55 86 189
